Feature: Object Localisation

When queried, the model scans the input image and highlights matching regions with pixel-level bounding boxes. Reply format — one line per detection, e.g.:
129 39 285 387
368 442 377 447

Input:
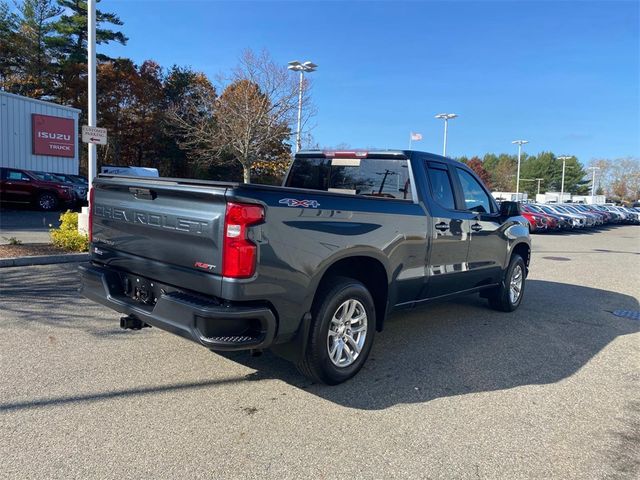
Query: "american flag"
410 132 423 141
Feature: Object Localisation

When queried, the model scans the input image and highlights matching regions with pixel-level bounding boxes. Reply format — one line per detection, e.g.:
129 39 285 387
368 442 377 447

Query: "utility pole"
87 0 96 191
434 113 458 157
558 156 572 203
512 140 529 199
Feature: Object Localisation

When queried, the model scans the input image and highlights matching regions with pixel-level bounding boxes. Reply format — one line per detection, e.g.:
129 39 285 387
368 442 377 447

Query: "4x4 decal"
279 198 320 208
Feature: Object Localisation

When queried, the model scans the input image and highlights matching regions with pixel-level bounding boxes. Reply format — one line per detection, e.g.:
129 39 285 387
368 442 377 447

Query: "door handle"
435 222 449 232
471 223 483 232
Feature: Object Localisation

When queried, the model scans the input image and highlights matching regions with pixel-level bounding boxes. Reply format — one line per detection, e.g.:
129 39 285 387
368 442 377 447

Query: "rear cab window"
286 156 413 200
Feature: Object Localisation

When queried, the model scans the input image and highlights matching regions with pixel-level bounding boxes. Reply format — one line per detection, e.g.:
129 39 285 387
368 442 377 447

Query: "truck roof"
296 149 454 163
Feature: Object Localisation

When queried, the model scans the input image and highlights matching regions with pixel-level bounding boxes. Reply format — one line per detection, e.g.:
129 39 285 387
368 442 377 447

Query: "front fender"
504 218 531 268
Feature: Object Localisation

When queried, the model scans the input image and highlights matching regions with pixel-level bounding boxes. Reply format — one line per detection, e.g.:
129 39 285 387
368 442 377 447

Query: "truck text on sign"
32 114 75 158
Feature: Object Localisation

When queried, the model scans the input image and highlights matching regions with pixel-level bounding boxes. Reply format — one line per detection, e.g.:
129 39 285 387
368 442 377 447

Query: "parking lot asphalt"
0 207 62 244
1 226 638 479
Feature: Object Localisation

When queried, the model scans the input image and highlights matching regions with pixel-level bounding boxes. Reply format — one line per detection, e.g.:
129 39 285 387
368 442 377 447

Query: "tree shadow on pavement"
0 264 126 338
226 280 639 409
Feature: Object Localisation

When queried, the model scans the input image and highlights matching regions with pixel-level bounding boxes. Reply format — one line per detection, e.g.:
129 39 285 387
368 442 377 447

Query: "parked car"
520 210 548 233
80 150 531 384
544 205 586 228
592 205 622 223
617 206 640 224
31 171 86 207
571 204 605 225
69 174 88 184
599 205 639 224
556 205 594 227
51 172 88 205
563 205 599 226
0 167 74 211
521 204 561 230
527 204 573 229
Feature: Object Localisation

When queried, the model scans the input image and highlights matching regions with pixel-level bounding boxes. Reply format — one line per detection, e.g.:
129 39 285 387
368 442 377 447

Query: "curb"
0 253 89 268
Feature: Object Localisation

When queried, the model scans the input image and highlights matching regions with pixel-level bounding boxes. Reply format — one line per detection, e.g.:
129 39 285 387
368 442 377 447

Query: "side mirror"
500 201 521 217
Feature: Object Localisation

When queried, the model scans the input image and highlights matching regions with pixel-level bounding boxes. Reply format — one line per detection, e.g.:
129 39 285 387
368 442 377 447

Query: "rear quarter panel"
224 187 429 339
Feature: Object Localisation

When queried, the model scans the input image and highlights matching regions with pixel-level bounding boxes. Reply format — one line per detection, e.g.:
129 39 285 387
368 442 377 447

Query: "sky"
102 0 640 163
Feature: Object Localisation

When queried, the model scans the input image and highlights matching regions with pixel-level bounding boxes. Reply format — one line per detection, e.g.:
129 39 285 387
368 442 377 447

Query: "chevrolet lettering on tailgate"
94 204 209 234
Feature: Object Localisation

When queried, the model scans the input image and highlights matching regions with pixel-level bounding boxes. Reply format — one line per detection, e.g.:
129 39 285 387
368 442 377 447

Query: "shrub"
50 211 89 252
2 236 22 245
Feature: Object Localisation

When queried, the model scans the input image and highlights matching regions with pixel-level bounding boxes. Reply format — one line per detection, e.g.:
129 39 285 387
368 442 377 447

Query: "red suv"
0 167 74 211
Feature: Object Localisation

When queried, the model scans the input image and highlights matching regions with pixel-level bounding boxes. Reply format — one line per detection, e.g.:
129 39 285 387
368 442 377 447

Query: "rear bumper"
79 263 276 351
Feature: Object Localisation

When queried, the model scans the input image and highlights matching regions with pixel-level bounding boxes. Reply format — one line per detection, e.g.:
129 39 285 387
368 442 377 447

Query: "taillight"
222 202 264 278
88 187 95 242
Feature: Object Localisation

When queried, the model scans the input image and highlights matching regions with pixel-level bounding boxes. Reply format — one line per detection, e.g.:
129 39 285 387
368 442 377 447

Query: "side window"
426 165 456 210
457 168 493 213
7 170 29 181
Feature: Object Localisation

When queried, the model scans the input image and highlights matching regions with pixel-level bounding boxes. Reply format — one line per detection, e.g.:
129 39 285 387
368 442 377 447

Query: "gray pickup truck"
80 150 530 384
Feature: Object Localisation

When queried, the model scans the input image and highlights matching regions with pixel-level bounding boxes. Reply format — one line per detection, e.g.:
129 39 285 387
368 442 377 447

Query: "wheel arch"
310 254 389 332
511 241 531 274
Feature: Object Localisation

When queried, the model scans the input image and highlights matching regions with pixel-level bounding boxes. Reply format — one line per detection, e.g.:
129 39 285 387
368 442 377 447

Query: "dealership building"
0 91 80 175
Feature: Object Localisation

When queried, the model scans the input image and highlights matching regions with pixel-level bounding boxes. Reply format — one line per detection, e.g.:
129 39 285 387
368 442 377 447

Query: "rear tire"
37 192 58 211
297 277 376 385
487 254 526 312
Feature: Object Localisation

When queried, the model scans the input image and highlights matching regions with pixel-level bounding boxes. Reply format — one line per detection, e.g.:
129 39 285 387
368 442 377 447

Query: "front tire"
487 254 526 312
297 277 376 385
37 192 58 211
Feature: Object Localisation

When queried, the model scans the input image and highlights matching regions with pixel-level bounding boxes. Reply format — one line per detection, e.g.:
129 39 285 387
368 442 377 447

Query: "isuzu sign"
32 114 75 158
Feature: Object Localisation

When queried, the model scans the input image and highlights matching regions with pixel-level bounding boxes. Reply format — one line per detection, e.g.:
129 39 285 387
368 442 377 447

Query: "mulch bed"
0 243 68 259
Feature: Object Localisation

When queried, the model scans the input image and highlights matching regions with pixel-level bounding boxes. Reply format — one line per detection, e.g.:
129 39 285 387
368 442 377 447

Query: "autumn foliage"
1 1 300 182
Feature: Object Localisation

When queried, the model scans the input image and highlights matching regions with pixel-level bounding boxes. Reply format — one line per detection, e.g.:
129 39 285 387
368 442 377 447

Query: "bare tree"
165 76 220 168
167 49 313 182
589 157 640 202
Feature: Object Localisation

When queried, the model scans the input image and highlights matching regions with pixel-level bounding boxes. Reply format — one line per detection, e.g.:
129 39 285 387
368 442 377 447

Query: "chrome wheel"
509 264 523 304
39 194 56 210
327 298 367 368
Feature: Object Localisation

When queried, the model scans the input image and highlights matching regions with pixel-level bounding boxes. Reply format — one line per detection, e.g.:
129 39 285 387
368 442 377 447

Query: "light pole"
87 0 96 191
520 177 545 196
558 156 572 203
588 166 600 203
288 60 317 152
512 140 529 198
434 113 458 157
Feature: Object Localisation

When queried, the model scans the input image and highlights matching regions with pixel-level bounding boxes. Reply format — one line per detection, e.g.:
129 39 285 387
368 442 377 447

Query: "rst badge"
194 261 216 271
279 198 320 208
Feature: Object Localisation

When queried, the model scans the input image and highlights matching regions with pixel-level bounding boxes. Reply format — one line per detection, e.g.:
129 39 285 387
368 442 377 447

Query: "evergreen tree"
12 0 62 97
48 0 127 106
0 1 20 88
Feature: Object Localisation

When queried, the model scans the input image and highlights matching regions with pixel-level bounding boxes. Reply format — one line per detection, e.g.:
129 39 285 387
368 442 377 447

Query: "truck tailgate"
91 177 227 280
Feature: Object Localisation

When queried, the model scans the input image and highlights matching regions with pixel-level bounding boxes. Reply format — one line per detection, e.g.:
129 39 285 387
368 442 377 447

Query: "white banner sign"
82 125 108 145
